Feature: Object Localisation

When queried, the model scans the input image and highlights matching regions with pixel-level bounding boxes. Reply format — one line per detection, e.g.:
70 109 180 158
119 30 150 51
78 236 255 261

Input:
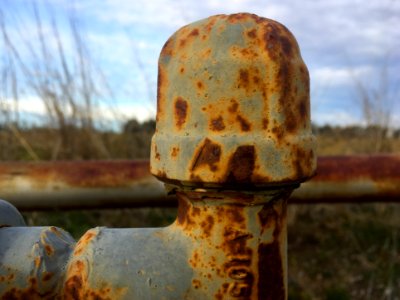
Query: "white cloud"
2 0 400 127
2 96 46 116
311 66 372 87
1 95 155 126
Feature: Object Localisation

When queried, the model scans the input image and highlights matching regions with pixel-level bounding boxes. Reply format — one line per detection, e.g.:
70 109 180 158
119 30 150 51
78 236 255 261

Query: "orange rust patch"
42 272 53 282
258 235 285 300
236 115 251 132
44 244 54 256
174 97 188 129
273 41 309 135
227 13 247 23
154 145 160 161
49 226 62 237
228 282 252 297
262 118 269 130
156 170 167 179
238 69 250 89
34 256 41 268
179 28 200 49
176 195 196 230
192 279 202 289
263 20 299 72
257 199 287 299
200 215 215 238
292 146 314 179
64 274 83 300
74 231 97 256
197 81 204 90
190 174 203 182
215 283 230 300
63 259 119 300
190 28 199 36
210 116 225 131
225 146 255 183
190 138 221 172
156 65 167 121
272 126 284 141
171 147 180 158
228 100 239 113
0 277 51 300
247 28 257 38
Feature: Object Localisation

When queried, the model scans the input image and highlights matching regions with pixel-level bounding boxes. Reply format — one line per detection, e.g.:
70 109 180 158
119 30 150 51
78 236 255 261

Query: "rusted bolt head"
151 13 316 188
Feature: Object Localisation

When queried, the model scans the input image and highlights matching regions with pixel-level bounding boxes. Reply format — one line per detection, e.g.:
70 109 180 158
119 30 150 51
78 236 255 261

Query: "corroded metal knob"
151 13 316 187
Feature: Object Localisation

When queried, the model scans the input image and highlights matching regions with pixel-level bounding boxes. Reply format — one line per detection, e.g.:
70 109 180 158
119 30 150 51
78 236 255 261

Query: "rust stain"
63 258 123 300
190 28 199 37
314 155 400 182
236 115 251 132
178 27 200 49
0 277 53 300
291 146 314 180
196 81 204 90
176 194 196 230
272 126 284 141
225 146 255 183
236 67 263 95
228 100 238 113
238 69 250 90
192 279 201 289
262 118 269 130
210 116 225 131
200 215 215 238
64 270 84 300
247 28 257 38
73 230 97 256
154 145 161 161
215 283 230 300
42 272 53 282
174 97 188 129
258 242 285 300
0 160 152 191
156 64 168 122
227 13 247 23
44 244 54 256
171 147 180 158
190 138 221 172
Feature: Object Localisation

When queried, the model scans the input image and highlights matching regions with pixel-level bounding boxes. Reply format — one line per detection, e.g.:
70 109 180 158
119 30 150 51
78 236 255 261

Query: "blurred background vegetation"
0 2 399 300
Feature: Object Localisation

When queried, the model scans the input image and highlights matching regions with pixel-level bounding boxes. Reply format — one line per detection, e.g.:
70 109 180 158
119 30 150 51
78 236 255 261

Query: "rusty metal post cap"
151 13 316 187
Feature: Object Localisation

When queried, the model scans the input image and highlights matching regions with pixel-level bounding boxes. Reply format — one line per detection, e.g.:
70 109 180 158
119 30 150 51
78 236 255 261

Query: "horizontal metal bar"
0 155 398 210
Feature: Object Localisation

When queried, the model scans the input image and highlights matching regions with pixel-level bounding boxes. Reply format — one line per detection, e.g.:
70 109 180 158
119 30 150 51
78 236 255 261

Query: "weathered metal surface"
0 226 75 299
0 189 291 299
0 199 25 226
59 189 291 299
291 155 400 203
151 13 316 186
0 155 398 210
0 13 315 299
0 160 165 210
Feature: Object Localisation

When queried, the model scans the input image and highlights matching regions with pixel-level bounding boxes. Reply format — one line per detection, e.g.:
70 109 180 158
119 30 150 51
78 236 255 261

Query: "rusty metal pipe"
0 13 315 299
147 13 316 300
1 155 399 211
291 155 400 203
60 188 292 299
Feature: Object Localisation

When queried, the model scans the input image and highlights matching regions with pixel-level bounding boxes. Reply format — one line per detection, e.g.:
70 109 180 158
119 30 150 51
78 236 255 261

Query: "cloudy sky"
1 0 400 127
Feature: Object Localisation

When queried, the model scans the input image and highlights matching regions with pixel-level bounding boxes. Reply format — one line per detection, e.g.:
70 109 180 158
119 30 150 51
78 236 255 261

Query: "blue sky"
1 0 400 128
